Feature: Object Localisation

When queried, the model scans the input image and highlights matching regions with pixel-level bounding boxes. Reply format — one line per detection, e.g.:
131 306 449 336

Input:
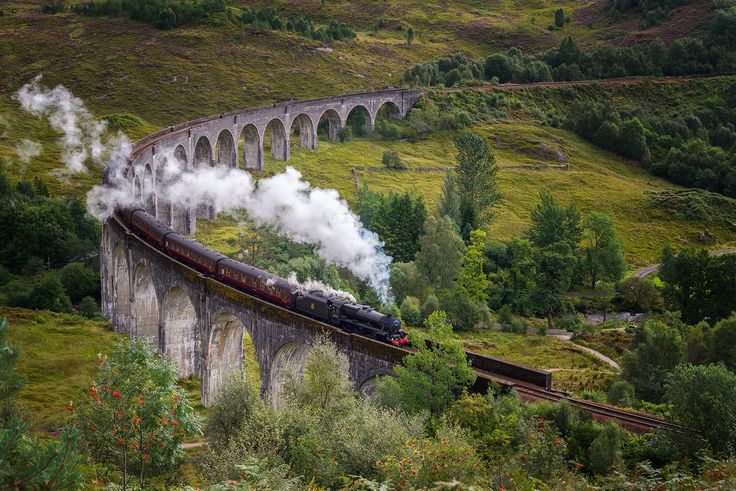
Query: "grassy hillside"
195 118 736 268
2 308 122 432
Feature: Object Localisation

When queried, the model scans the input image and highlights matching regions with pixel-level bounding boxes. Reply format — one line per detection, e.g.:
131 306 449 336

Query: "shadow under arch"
162 286 198 378
132 262 160 348
268 340 311 408
206 312 260 404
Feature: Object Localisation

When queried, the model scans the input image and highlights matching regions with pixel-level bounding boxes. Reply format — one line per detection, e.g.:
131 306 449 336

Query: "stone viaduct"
101 89 427 405
122 89 422 235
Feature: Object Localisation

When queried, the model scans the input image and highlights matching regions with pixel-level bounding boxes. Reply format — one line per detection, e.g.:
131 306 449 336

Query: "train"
116 208 410 347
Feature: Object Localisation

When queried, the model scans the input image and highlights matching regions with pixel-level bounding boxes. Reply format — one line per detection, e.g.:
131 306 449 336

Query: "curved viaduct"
101 89 430 404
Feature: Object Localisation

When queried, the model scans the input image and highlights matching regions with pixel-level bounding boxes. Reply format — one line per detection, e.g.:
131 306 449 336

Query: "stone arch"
193 136 214 219
357 371 392 398
143 163 155 215
239 124 262 171
162 286 198 378
346 104 373 136
215 129 237 167
170 145 191 233
289 113 316 150
269 340 311 408
317 108 342 142
374 100 402 125
207 312 246 403
264 118 289 161
132 262 160 349
112 243 130 333
194 136 213 168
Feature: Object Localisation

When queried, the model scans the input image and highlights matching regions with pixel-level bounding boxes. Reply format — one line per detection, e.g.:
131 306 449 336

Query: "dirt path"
632 249 736 277
574 344 620 371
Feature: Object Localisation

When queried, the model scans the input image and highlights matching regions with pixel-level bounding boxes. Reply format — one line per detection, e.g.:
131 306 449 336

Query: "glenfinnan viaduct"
101 89 426 404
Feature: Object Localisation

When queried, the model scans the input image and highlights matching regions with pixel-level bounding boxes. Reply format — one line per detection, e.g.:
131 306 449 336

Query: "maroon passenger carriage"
114 207 409 346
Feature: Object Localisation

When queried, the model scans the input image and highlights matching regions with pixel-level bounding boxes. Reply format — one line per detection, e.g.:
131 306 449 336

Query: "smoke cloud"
15 76 117 174
15 139 42 164
16 78 393 301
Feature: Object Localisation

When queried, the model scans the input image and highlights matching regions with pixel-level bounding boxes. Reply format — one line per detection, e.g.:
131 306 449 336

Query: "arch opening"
133 175 142 202
264 118 289 163
162 287 198 378
170 145 191 233
289 113 316 150
132 263 160 349
155 160 172 226
317 109 342 142
112 243 130 333
193 136 214 220
143 164 155 216
207 313 259 404
346 105 373 138
239 124 262 171
269 340 311 408
215 129 237 168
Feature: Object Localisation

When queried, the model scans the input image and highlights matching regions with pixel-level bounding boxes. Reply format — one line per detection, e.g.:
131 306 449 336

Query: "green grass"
202 119 736 268
458 329 617 393
2 307 123 433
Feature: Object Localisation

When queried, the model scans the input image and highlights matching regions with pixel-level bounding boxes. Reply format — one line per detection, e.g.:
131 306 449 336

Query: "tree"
658 247 718 324
60 262 100 303
77 340 201 489
619 118 648 161
621 321 685 402
456 230 489 303
406 26 414 44
414 216 465 291
665 364 736 455
554 8 565 28
379 311 476 414
618 276 662 312
400 296 422 326
454 132 502 224
709 314 736 371
0 320 84 489
484 54 513 83
27 273 73 313
79 296 98 318
580 212 626 289
527 190 581 250
530 241 577 329
438 170 461 228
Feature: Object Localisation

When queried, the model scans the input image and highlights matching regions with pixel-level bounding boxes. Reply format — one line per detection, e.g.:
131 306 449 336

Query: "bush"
377 423 485 488
60 262 99 303
399 296 421 326
607 379 635 407
41 1 66 14
497 303 514 328
338 125 352 142
381 150 406 169
419 294 439 322
206 375 263 447
78 296 98 318
587 422 624 475
618 276 662 312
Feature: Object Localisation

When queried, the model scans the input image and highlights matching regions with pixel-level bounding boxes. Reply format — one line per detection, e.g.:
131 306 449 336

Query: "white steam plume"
15 75 115 174
16 77 394 302
16 139 42 164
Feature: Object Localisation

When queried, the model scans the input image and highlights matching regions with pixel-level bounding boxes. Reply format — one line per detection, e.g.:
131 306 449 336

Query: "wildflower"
89 387 96 396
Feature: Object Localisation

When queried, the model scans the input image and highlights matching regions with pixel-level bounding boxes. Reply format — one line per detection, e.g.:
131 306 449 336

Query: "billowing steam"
15 77 393 301
15 76 114 174
16 139 42 165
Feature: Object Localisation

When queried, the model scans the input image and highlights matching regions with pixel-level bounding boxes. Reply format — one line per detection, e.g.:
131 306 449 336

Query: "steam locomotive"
115 208 409 347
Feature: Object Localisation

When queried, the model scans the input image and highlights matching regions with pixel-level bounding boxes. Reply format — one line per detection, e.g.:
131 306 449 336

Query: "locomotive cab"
385 318 410 347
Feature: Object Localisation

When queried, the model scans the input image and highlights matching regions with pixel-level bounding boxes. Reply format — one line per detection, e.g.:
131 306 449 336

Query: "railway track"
485 373 685 434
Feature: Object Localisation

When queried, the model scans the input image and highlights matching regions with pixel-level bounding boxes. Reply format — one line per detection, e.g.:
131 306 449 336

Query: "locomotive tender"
116 208 409 347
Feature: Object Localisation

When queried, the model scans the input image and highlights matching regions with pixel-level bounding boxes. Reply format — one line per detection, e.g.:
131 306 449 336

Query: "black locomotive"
116 208 409 347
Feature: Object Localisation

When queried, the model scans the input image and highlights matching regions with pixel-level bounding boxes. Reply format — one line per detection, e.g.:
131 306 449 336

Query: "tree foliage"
456 229 490 303
379 311 476 415
454 132 502 224
580 212 626 289
414 215 465 291
76 340 201 488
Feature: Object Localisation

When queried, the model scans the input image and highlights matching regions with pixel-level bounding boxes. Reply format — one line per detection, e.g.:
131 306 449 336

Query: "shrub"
41 1 66 14
587 422 624 475
419 294 439 322
607 379 635 407
78 296 98 318
377 423 485 488
206 375 263 447
381 150 406 169
497 303 514 328
400 296 421 326
338 125 352 142
60 262 99 303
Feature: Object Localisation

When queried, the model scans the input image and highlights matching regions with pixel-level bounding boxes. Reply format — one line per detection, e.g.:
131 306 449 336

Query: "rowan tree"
76 339 201 489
